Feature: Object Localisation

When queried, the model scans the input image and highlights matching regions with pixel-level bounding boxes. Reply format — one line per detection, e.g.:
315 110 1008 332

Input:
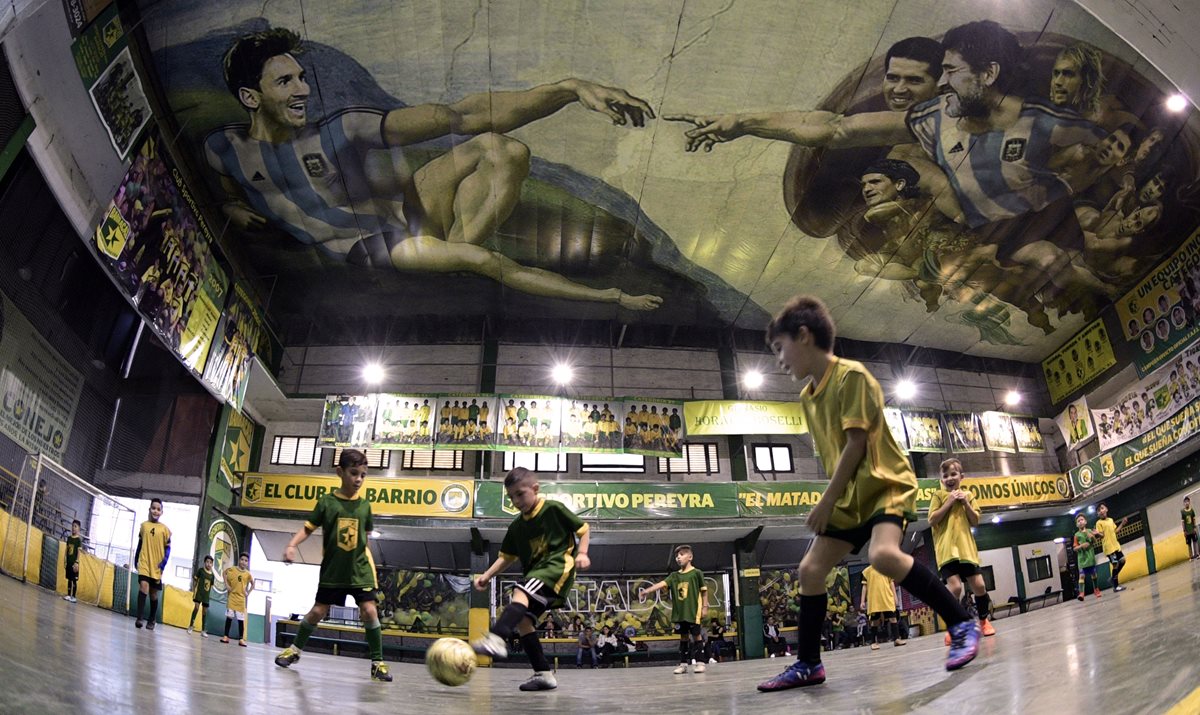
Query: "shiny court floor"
2 562 1198 715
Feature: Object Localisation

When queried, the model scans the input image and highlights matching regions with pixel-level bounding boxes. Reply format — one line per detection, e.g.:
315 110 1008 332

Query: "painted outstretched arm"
383 79 655 145
666 109 911 152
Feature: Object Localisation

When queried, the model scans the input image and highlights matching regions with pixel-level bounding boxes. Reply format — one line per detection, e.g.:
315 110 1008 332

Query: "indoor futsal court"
3 563 1198 714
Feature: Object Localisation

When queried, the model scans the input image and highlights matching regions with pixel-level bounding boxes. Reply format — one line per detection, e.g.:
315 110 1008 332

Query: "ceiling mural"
135 0 1200 360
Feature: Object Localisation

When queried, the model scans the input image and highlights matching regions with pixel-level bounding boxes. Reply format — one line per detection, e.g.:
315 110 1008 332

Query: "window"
752 444 793 473
175 565 191 580
979 565 995 591
1026 555 1052 582
503 451 567 473
580 453 645 473
333 447 390 469
658 442 719 474
401 449 464 471
255 579 273 593
270 436 321 466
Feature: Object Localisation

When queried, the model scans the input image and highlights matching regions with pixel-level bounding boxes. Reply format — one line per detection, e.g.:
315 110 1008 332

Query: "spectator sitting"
543 618 561 639
595 625 619 667
764 615 789 657
569 615 585 636
707 618 728 663
576 626 598 668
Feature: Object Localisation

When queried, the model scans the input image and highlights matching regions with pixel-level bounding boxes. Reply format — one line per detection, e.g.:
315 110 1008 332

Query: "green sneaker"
274 646 301 668
371 661 393 682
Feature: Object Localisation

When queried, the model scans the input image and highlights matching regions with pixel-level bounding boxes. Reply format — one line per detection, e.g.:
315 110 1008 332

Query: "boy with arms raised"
1094 503 1130 590
274 449 392 682
759 295 979 692
639 545 709 674
188 555 215 635
929 458 997 642
472 467 591 691
133 498 171 630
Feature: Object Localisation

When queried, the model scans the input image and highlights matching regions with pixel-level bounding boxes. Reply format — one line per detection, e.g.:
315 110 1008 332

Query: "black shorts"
1186 533 1197 545
138 575 162 590
514 577 561 622
823 514 906 554
939 561 981 581
1106 550 1126 562
193 597 210 607
1080 565 1097 577
315 586 378 607
673 621 702 638
65 563 79 582
867 610 898 621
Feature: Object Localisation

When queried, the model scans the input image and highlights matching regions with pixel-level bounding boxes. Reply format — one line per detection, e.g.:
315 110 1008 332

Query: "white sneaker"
518 671 557 691
673 664 688 674
769 653 777 658
63 595 71 601
187 626 194 634
201 631 209 638
471 633 508 659
693 663 706 673
70 596 77 603
708 658 717 664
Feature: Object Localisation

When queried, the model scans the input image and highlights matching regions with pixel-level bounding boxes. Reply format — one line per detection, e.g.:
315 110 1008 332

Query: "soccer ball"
425 637 476 687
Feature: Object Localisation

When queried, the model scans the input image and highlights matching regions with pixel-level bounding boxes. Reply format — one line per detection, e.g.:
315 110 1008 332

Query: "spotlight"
362 363 384 384
895 380 917 400
551 363 574 385
1087 505 1095 514
1166 94 1188 113
743 370 764 389
991 515 1001 524
1004 390 1021 407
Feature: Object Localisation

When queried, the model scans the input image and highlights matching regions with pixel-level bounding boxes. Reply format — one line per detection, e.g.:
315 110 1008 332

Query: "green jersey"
665 567 707 624
305 492 377 589
499 498 587 598
65 535 82 567
1183 507 1197 535
1074 529 1096 569
193 569 215 602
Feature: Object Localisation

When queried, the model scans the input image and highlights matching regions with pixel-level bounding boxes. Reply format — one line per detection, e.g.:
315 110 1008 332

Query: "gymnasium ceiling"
132 0 1200 361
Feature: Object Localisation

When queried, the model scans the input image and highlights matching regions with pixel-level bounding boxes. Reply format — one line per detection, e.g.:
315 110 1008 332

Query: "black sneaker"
135 620 144 629
146 621 156 631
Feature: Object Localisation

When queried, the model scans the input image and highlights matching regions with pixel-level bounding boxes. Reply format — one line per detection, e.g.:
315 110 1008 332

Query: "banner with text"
1091 340 1200 451
0 289 83 461
1042 320 1116 404
69 4 150 159
1116 226 1200 377
239 474 474 518
1071 399 1200 494
474 481 741 520
683 400 805 436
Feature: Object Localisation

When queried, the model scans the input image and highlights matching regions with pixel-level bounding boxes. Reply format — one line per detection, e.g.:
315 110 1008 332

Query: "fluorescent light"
1004 390 1021 407
743 370 764 389
1053 537 1065 544
551 363 574 385
1087 505 1095 513
362 363 384 384
895 380 917 400
1166 94 1188 112
991 515 1001 524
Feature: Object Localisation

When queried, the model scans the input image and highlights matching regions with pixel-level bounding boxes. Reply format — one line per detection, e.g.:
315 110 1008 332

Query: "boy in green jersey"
64 520 82 603
639 545 709 674
274 449 392 682
1183 497 1198 560
473 468 592 691
188 555 215 636
1073 514 1102 601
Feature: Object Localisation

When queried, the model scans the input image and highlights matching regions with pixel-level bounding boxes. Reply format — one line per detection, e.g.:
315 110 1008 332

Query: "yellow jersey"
862 566 897 614
928 489 980 567
136 520 171 580
1094 517 1121 555
224 567 254 612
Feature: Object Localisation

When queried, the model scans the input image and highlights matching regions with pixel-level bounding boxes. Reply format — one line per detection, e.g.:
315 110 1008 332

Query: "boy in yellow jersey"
64 519 82 603
188 555 215 636
472 468 591 691
222 552 255 645
859 565 903 649
133 498 171 630
275 449 391 681
1094 503 1129 591
929 459 996 642
759 295 978 692
639 545 709 674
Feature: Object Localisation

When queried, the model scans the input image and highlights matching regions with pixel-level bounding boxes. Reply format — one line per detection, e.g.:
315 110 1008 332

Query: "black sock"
148 598 158 622
236 620 244 640
224 617 233 637
899 563 970 627
491 602 528 639
974 594 991 621
1112 560 1124 587
190 605 199 626
136 592 146 619
887 621 897 641
520 632 551 672
678 636 690 663
797 593 827 664
691 638 704 663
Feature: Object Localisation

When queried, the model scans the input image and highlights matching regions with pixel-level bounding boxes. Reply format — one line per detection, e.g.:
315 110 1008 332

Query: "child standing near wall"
222 553 255 645
64 519 82 603
1183 497 1198 560
1073 514 1102 601
133 498 171 630
639 545 709 674
188 555 215 636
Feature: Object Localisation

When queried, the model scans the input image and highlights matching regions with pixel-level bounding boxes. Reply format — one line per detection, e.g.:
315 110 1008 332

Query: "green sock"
366 625 383 662
293 619 317 650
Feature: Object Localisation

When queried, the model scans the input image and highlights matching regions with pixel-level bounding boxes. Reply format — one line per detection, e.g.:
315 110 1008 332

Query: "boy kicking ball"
758 295 980 693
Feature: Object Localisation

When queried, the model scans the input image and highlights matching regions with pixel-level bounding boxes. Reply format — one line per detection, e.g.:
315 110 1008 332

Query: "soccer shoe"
981 619 996 637
135 619 144 629
518 671 558 691
471 632 508 659
1113 586 1126 592
146 621 156 631
238 640 248 647
1077 594 1085 602
201 632 209 638
221 636 230 643
371 662 393 682
757 660 826 691
63 595 71 602
693 663 707 673
673 664 689 674
871 643 881 650
274 647 301 668
893 638 907 647
187 626 194 634
945 621 980 671
708 658 717 664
